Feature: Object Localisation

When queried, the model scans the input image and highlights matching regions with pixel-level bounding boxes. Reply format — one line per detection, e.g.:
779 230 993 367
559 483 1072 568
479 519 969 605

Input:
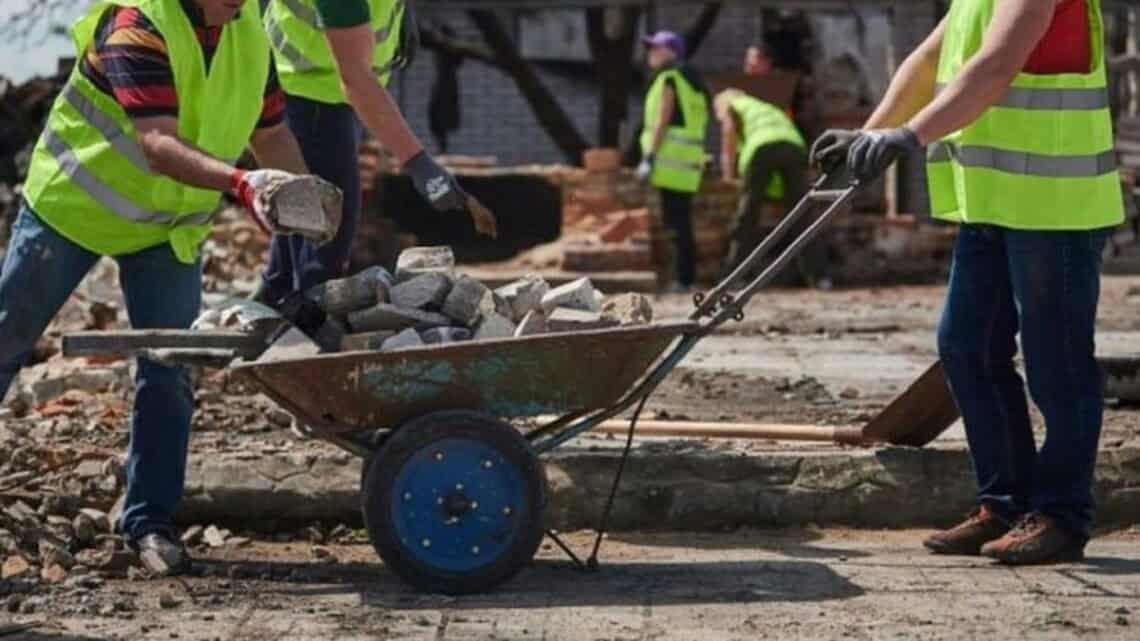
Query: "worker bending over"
813 0 1121 564
0 0 322 574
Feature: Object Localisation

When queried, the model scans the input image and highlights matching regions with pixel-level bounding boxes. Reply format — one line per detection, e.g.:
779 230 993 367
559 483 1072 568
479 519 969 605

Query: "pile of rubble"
249 245 655 355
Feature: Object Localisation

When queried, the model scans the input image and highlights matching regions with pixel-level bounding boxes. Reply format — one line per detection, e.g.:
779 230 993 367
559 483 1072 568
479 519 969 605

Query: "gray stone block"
305 266 393 316
395 246 455 282
389 272 452 310
347 303 450 333
546 307 620 333
473 312 517 340
258 328 321 362
381 328 425 351
601 293 654 325
420 327 472 344
494 273 550 322
514 309 548 337
441 275 491 326
540 277 601 313
339 331 396 352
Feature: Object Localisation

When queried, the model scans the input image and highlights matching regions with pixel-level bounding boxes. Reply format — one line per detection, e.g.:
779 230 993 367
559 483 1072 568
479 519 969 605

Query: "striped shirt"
78 0 284 127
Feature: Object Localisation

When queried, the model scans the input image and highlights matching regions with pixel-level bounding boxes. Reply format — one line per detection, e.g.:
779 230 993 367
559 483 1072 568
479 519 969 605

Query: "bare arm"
325 24 423 164
864 18 947 129
648 85 676 156
250 123 309 174
133 116 237 192
907 0 1059 144
720 113 738 181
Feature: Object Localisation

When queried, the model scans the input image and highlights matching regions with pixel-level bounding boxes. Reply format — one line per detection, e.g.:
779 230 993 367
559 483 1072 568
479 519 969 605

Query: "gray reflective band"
42 129 213 226
280 0 321 29
935 82 1108 111
655 157 704 172
375 0 404 42
266 16 315 72
666 132 705 146
62 85 150 172
928 142 1117 178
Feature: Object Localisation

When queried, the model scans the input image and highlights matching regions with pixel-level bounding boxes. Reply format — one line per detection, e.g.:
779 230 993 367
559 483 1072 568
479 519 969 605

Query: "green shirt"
314 0 369 28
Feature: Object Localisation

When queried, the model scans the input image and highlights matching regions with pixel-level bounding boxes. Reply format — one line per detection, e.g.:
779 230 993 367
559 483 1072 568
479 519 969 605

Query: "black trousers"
658 188 697 286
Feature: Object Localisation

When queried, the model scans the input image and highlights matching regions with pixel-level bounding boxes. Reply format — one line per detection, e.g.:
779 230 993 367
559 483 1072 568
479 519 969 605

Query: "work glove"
405 151 497 237
636 154 654 182
230 168 291 235
847 127 922 183
809 129 860 170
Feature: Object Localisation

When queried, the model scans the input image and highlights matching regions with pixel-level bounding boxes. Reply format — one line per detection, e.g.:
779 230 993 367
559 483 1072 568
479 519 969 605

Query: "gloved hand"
405 151 467 213
847 127 922 182
636 154 654 182
809 129 860 170
230 168 293 235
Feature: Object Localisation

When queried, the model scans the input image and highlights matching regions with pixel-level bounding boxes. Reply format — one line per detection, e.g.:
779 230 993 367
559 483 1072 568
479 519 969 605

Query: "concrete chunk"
348 303 450 333
601 293 654 325
305 266 392 316
381 328 425 352
389 272 452 310
514 310 548 337
441 275 491 326
494 273 550 322
540 277 601 313
420 327 472 344
473 312 517 340
263 174 343 244
339 331 396 352
257 328 321 362
395 246 455 282
546 307 620 333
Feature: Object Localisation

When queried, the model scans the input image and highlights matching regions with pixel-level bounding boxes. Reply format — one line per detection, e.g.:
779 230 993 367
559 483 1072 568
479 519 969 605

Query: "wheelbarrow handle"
689 170 859 329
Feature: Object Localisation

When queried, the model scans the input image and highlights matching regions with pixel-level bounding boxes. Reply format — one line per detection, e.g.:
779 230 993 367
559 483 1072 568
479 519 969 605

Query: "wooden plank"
63 330 264 358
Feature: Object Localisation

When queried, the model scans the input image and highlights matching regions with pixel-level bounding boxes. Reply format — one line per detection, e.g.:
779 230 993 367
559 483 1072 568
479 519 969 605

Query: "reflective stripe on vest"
655 157 705 172
266 15 314 72
935 82 1108 111
928 141 1116 178
269 0 402 71
62 84 149 171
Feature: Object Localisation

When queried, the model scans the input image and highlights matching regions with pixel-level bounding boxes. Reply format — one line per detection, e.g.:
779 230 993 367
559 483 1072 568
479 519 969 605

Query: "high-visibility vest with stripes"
927 0 1123 229
640 69 709 193
733 94 805 200
22 0 269 264
264 0 404 104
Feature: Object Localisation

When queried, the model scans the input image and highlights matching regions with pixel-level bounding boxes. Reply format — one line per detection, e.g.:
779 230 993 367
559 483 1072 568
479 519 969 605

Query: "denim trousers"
937 224 1109 537
0 204 200 540
262 94 363 299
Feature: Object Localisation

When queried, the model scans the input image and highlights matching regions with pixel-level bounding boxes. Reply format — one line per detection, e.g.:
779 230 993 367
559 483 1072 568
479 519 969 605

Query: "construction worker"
637 30 710 293
716 89 822 287
258 0 490 305
813 0 1122 564
0 0 322 574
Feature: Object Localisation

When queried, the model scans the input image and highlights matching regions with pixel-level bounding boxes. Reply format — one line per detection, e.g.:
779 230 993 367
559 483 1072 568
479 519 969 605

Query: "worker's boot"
922 504 1011 555
980 513 1086 565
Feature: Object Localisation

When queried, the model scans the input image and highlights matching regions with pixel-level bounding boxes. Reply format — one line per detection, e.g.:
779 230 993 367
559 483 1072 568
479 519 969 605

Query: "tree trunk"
684 3 723 59
466 9 590 163
586 6 642 148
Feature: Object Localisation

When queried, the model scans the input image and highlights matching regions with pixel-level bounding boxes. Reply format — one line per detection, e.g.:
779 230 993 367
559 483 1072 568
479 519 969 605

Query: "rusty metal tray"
230 321 696 434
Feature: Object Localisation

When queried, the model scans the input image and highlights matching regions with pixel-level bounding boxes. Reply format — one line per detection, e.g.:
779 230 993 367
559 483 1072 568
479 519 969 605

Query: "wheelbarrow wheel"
362 410 545 595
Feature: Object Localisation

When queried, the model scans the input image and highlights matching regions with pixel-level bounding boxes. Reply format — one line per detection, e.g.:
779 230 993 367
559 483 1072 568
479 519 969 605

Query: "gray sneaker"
134 532 190 577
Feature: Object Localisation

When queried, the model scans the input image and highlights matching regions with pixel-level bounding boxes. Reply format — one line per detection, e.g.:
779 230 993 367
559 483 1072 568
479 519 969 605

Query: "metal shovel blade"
862 360 960 447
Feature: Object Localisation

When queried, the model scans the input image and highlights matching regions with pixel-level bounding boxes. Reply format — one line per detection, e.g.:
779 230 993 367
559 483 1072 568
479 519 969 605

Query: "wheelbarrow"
63 170 958 594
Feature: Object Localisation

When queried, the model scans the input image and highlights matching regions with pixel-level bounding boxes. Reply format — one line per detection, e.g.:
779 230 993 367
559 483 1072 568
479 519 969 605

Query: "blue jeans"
262 95 363 299
0 204 200 540
937 224 1109 537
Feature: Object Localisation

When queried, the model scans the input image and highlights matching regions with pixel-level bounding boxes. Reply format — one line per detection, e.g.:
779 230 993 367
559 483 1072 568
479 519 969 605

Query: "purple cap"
642 30 686 59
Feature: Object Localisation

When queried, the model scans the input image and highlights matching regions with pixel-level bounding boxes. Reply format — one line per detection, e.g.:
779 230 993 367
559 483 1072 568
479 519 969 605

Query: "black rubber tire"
361 410 545 595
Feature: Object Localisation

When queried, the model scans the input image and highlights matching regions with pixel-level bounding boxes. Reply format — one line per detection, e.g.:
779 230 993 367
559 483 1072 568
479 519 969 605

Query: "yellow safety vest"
640 68 709 193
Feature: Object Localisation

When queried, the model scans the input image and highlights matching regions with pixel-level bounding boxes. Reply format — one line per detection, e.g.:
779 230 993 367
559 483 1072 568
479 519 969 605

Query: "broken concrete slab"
514 310 548 337
347 304 450 333
304 266 393 316
540 277 602 314
339 331 395 352
388 272 452 310
263 174 343 244
441 275 491 326
256 328 321 362
494 273 550 322
602 293 654 325
473 313 516 340
546 308 620 332
380 328 424 352
395 246 455 282
420 327 472 344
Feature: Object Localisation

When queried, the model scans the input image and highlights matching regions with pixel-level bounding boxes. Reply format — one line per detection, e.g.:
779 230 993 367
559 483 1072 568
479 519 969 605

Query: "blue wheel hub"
391 438 527 573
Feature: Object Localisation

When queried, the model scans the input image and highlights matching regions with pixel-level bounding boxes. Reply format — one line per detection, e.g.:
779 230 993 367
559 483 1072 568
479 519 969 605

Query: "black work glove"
405 151 467 213
847 127 922 183
809 129 860 170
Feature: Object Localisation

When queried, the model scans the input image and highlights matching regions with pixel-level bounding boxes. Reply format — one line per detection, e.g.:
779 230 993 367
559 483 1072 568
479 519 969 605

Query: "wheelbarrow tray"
231 321 696 434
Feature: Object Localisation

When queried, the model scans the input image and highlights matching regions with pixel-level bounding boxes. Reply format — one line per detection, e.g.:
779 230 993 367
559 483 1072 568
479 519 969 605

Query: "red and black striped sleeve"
80 7 180 119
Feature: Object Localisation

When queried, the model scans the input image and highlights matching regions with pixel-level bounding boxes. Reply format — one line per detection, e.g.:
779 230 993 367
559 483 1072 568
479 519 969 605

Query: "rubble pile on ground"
291 246 655 354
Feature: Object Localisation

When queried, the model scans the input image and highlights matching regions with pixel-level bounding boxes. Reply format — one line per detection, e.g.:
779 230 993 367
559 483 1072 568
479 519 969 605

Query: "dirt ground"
7 528 1140 641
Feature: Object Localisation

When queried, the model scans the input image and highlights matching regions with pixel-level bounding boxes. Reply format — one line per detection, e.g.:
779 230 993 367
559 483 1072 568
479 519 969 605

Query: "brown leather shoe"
980 513 1086 565
923 504 1011 555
